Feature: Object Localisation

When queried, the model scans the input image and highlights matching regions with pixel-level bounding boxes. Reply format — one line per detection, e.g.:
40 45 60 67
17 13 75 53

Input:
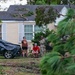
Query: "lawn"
0 56 41 75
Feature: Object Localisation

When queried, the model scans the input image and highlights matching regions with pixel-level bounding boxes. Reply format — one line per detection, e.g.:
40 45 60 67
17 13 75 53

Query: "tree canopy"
28 0 75 5
40 8 75 75
35 6 57 27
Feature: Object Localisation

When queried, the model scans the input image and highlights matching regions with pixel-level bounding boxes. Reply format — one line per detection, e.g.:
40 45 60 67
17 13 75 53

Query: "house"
0 5 75 47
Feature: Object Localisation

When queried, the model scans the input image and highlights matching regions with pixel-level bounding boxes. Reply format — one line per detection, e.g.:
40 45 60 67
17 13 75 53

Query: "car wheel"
4 51 13 59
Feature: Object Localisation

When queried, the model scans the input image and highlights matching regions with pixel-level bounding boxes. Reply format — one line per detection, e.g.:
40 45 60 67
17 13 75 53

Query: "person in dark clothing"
46 42 53 52
21 36 28 57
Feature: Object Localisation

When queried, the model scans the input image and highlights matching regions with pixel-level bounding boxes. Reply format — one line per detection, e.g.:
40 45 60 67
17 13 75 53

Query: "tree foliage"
35 6 57 27
28 0 75 5
29 0 51 5
40 8 75 75
32 29 52 45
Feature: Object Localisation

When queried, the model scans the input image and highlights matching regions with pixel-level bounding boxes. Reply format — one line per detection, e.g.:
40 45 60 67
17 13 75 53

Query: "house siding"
5 22 19 44
2 21 56 44
1 21 56 51
48 23 56 31
2 21 36 46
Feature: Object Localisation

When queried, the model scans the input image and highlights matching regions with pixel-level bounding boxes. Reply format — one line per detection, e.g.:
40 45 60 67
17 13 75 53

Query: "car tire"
4 51 13 59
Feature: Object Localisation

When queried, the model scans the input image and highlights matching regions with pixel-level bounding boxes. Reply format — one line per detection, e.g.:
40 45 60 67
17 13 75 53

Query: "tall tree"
40 8 75 75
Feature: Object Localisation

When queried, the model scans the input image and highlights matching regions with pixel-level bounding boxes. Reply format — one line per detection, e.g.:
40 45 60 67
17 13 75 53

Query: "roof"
0 11 25 21
0 5 75 21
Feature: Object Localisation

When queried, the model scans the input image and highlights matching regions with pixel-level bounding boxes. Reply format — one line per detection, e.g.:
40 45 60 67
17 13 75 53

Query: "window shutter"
2 23 6 40
19 23 24 43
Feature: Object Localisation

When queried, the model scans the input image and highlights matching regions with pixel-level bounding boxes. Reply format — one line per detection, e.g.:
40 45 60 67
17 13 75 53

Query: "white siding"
54 7 68 26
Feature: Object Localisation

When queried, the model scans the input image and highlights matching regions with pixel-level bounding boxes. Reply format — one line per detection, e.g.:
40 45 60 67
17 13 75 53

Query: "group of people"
21 36 52 58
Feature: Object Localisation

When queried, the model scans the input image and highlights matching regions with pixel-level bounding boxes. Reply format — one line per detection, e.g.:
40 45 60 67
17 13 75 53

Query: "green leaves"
58 8 75 36
32 28 51 45
30 0 75 5
40 52 64 75
67 8 75 18
67 63 75 74
40 8 75 75
35 6 57 26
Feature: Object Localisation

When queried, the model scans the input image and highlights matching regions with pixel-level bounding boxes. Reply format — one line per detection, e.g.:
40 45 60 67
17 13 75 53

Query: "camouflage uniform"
39 38 46 56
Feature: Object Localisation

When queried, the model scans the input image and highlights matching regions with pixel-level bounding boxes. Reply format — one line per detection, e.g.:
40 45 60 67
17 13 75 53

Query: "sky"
0 0 27 11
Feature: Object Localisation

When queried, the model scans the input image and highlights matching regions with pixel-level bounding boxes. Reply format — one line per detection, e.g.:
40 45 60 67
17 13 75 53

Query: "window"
34 25 42 33
24 25 42 40
19 24 42 42
0 25 2 39
24 25 33 40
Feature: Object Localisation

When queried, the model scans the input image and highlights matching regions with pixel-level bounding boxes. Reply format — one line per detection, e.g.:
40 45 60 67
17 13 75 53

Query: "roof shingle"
0 5 75 21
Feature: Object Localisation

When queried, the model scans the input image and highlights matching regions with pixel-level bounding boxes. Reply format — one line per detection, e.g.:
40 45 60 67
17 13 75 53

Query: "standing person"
32 43 40 58
39 36 46 56
46 42 53 52
21 36 28 57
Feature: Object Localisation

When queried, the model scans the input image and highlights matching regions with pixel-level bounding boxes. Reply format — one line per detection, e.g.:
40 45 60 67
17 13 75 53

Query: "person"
46 42 53 52
32 43 40 58
21 36 28 57
39 36 46 56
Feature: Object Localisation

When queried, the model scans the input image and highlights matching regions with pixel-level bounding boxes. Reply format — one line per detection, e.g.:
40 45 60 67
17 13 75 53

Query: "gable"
54 6 68 26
